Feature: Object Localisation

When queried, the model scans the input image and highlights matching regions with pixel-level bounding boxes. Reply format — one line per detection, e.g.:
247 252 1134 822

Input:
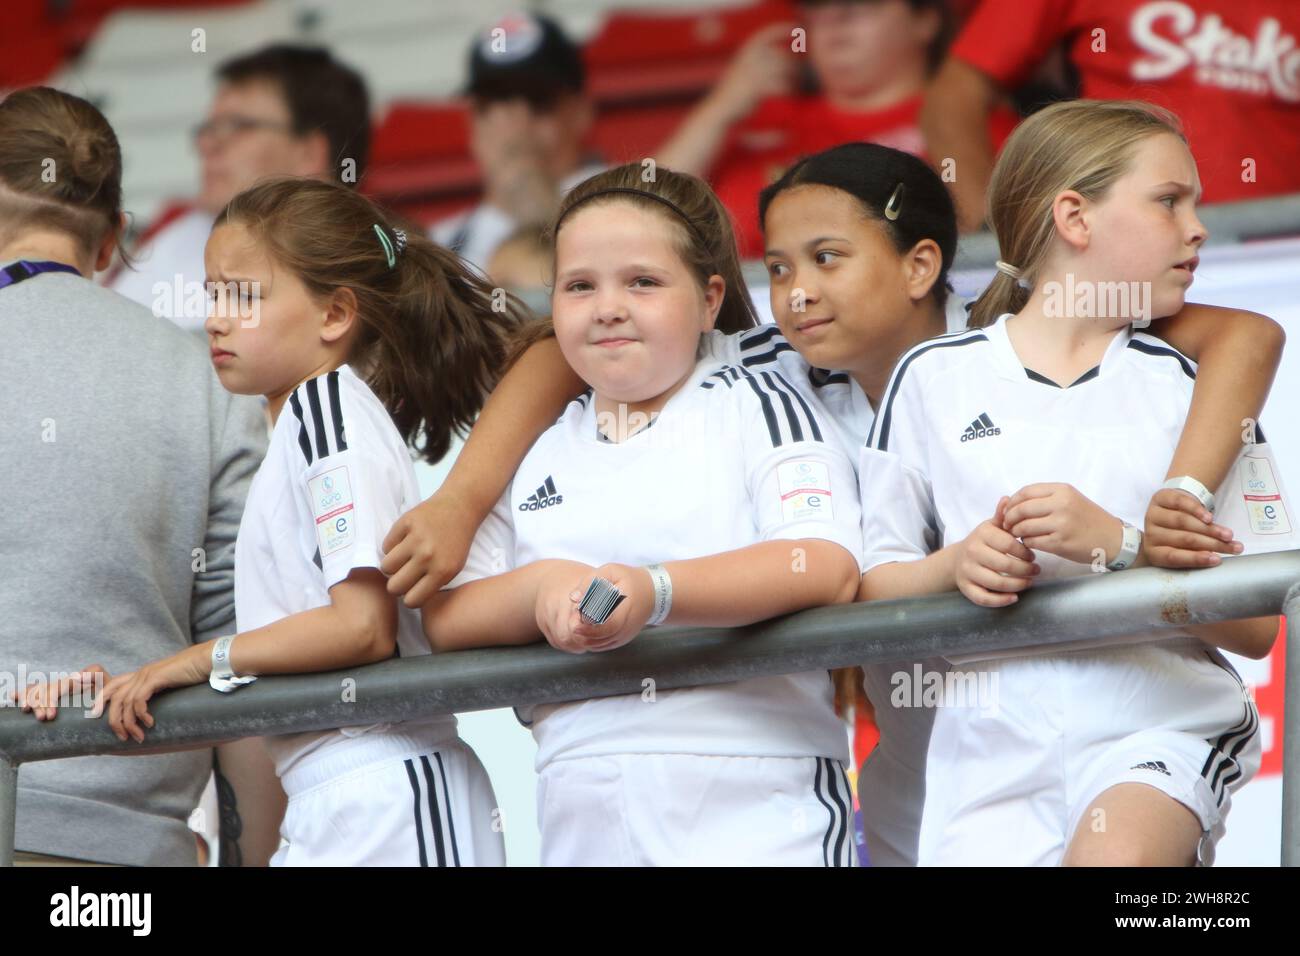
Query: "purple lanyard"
0 260 82 291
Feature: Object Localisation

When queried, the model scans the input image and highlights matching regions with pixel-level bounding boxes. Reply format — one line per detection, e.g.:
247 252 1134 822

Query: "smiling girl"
422 163 864 866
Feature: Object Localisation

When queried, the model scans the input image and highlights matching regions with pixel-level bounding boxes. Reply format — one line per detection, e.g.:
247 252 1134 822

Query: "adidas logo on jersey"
960 413 1001 442
1129 760 1172 776
519 476 564 511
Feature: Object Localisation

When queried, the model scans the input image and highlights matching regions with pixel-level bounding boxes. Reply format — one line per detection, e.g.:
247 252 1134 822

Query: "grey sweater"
0 266 267 865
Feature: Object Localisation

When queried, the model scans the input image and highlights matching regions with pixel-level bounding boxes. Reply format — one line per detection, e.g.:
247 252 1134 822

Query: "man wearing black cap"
432 12 604 275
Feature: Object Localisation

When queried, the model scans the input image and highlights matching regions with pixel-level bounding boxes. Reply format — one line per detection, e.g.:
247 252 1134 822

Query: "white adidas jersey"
235 364 455 775
860 313 1296 662
448 332 863 770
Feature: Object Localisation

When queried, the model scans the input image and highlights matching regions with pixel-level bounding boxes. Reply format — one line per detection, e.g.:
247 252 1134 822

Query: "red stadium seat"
583 1 792 103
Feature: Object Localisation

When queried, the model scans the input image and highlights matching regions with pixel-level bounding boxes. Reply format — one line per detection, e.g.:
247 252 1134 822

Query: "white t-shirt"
235 364 455 775
859 313 1296 662
447 334 863 771
109 208 214 334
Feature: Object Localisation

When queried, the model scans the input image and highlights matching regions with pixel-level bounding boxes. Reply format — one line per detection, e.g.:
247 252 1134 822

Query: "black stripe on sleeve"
741 341 796 367
326 371 347 451
738 325 783 351
288 391 313 465
1126 338 1197 380
739 371 782 447
777 371 825 443
757 370 804 443
763 368 826 443
304 377 331 459
869 330 988 452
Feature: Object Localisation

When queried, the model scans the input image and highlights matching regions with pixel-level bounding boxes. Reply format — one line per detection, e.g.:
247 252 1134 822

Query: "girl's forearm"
858 546 959 602
225 603 394 676
442 337 585 517
661 539 860 628
423 560 584 650
1153 307 1284 489
1188 615 1280 660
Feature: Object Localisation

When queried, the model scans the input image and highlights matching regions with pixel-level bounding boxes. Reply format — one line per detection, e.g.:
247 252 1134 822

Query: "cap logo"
480 13 543 63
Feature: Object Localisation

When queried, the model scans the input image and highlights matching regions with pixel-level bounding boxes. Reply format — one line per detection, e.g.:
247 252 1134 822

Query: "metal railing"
3 550 1299 867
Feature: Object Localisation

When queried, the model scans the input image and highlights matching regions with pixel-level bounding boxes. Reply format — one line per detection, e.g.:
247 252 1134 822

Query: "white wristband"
1162 475 1215 513
1107 521 1143 571
209 636 257 694
645 563 673 626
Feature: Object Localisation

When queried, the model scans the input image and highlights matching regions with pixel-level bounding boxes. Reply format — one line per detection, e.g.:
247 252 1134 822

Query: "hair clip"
884 182 904 221
994 259 1022 280
373 223 397 269
393 228 407 258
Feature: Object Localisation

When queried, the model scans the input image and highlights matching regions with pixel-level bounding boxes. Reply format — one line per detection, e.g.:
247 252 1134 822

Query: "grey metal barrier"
2 550 1299 866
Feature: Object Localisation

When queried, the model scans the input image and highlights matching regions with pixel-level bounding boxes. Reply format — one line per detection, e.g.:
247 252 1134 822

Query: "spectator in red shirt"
923 0 1300 231
657 0 1015 258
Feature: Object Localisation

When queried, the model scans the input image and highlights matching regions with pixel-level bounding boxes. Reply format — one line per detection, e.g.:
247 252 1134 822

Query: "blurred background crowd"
5 0 1297 327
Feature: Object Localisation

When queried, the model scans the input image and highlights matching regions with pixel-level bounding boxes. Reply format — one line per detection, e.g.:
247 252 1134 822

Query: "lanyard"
0 260 82 291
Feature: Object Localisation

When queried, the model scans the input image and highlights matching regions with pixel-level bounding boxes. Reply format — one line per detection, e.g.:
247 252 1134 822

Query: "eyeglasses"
192 115 293 145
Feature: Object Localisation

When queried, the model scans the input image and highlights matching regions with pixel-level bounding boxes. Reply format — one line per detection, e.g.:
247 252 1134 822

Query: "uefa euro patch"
777 459 833 522
309 466 356 556
1239 455 1291 535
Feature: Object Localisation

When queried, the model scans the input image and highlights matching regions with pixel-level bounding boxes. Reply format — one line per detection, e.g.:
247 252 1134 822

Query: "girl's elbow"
825 546 862 605
363 630 397 665
1241 617 1281 660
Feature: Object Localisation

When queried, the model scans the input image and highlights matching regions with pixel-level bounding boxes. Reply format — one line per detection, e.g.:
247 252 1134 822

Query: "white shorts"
918 640 1259 866
271 739 505 867
537 753 854 867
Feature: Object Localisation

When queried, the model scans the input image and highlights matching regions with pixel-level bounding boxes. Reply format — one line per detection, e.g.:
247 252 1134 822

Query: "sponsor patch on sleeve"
308 465 356 556
777 459 834 522
1239 455 1291 536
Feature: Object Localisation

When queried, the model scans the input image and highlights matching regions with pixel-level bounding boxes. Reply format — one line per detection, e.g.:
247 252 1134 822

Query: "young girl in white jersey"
423 163 864 866
379 143 1284 867
71 177 527 866
859 100 1293 866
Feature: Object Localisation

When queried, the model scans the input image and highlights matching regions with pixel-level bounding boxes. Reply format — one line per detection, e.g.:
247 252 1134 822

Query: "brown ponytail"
0 86 125 259
217 177 530 464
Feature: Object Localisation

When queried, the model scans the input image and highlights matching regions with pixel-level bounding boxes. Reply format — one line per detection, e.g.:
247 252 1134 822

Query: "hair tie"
994 260 1022 280
884 182 904 221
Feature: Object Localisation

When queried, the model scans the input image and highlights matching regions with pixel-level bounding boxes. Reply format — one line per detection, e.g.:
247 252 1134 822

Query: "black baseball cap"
466 12 586 107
